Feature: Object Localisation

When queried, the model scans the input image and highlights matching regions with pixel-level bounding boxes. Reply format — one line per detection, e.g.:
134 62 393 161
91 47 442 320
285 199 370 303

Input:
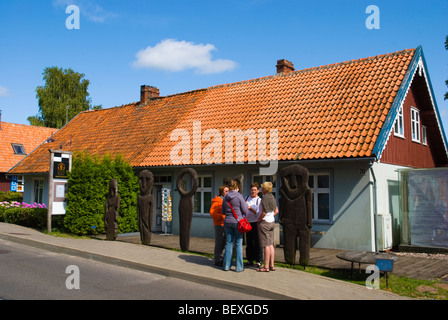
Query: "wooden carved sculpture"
279 164 313 266
137 170 154 246
177 168 199 252
104 179 120 241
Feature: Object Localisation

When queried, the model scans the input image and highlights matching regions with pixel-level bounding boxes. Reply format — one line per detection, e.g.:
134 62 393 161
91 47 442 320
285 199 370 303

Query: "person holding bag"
221 179 248 272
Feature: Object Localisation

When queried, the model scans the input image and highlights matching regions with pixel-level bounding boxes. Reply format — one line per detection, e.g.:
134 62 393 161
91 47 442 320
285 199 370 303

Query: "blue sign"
375 258 394 272
10 181 18 192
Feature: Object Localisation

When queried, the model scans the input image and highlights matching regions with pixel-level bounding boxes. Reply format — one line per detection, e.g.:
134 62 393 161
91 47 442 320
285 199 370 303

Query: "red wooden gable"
381 67 448 168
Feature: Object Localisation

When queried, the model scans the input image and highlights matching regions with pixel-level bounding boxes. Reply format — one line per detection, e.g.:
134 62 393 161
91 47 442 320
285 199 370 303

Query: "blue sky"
0 0 447 135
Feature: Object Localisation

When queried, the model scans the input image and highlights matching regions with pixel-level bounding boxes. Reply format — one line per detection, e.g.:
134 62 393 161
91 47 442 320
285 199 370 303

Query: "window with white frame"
16 175 24 192
393 106 404 137
33 179 44 204
411 107 421 142
194 175 212 214
308 172 331 221
422 125 427 145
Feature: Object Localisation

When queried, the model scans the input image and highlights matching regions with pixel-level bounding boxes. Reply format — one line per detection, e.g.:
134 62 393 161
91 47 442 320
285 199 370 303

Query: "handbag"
227 200 252 233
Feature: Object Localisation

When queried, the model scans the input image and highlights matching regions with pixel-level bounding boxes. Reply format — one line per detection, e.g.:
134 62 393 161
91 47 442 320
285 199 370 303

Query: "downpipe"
369 161 379 253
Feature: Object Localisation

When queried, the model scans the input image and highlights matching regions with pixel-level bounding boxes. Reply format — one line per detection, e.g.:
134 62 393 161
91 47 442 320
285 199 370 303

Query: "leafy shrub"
64 152 139 235
0 205 6 222
3 207 26 225
0 191 23 203
0 202 47 229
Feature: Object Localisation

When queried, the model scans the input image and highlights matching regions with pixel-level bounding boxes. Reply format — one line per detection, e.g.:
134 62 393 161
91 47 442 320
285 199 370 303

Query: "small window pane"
308 176 314 188
318 193 330 220
34 180 44 203
204 176 212 188
194 192 201 213
204 192 212 212
318 175 329 188
12 144 26 155
422 126 427 145
253 176 263 186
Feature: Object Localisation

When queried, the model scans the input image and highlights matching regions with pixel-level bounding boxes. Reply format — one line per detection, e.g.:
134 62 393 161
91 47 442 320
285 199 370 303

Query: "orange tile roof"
0 122 56 172
9 48 416 174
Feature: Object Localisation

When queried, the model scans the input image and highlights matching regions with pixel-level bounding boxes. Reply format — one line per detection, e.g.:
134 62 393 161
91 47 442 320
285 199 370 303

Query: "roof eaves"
374 46 448 162
372 47 418 161
418 47 448 158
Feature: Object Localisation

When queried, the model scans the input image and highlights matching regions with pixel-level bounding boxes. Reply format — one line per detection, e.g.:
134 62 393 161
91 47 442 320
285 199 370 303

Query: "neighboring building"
8 46 448 251
0 115 56 194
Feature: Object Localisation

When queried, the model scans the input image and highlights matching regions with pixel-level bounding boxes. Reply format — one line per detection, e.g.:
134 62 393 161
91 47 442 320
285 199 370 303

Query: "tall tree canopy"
28 67 101 128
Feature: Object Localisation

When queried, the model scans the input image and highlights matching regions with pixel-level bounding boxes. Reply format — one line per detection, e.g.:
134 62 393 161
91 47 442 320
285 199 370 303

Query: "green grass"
43 229 94 240
276 262 448 300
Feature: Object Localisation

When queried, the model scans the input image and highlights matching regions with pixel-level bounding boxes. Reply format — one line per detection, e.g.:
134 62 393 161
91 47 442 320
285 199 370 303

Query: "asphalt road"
0 239 266 300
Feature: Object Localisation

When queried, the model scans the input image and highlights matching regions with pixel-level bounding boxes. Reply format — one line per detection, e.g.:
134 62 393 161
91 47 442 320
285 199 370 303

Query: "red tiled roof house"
0 117 56 194
9 46 448 251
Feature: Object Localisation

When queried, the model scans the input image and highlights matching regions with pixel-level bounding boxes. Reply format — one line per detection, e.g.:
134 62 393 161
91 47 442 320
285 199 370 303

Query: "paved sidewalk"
0 223 410 300
115 231 448 282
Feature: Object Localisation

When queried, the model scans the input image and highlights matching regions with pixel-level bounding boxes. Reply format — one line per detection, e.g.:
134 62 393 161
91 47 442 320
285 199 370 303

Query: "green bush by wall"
64 152 139 235
0 203 47 229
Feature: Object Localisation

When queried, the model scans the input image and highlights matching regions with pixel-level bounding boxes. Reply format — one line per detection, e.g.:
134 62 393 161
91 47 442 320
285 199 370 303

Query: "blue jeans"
223 223 244 272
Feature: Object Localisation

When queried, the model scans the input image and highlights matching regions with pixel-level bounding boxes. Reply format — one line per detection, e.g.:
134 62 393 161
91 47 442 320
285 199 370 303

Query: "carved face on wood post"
139 170 154 196
280 164 309 199
109 179 118 197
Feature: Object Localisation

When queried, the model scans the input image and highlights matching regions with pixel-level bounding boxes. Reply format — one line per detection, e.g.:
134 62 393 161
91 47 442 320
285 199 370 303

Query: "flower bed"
0 201 48 228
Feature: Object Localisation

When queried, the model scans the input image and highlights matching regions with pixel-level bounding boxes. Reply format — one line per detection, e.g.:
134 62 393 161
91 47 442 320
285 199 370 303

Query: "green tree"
64 152 139 235
28 67 102 128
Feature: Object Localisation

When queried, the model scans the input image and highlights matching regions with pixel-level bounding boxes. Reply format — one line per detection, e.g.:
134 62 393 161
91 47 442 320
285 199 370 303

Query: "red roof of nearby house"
9 47 447 174
0 122 56 172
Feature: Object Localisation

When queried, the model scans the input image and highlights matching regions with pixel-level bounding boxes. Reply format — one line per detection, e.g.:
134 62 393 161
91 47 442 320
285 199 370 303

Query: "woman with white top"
257 182 278 272
244 182 262 268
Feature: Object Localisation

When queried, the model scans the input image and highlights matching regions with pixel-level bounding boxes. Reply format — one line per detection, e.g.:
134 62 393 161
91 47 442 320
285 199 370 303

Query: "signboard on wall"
47 150 72 232
10 175 17 192
53 154 70 179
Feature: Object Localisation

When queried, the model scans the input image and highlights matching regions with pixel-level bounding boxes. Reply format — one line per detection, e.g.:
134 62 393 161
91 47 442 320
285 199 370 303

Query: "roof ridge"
79 102 139 115
0 121 57 130
306 48 416 71
79 88 209 114
205 48 417 90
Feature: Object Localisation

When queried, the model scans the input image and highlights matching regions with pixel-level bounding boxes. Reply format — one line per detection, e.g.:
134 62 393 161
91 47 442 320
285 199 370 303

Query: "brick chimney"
0 110 2 130
276 59 295 74
140 85 160 104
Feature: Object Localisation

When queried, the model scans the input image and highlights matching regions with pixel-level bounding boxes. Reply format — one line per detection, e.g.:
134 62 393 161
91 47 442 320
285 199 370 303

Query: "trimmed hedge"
64 152 139 235
0 204 47 229
0 191 23 203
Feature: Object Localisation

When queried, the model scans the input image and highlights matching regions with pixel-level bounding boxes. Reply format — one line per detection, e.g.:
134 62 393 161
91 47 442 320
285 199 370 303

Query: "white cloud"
133 39 237 74
53 0 117 23
0 86 10 97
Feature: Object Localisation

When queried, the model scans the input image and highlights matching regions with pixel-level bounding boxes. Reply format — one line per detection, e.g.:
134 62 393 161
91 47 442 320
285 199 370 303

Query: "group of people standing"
209 180 278 272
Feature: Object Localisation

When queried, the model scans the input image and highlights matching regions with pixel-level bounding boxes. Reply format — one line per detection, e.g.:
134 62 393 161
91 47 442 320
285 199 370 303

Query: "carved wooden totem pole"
137 170 154 246
177 168 199 252
279 164 313 266
104 179 120 241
